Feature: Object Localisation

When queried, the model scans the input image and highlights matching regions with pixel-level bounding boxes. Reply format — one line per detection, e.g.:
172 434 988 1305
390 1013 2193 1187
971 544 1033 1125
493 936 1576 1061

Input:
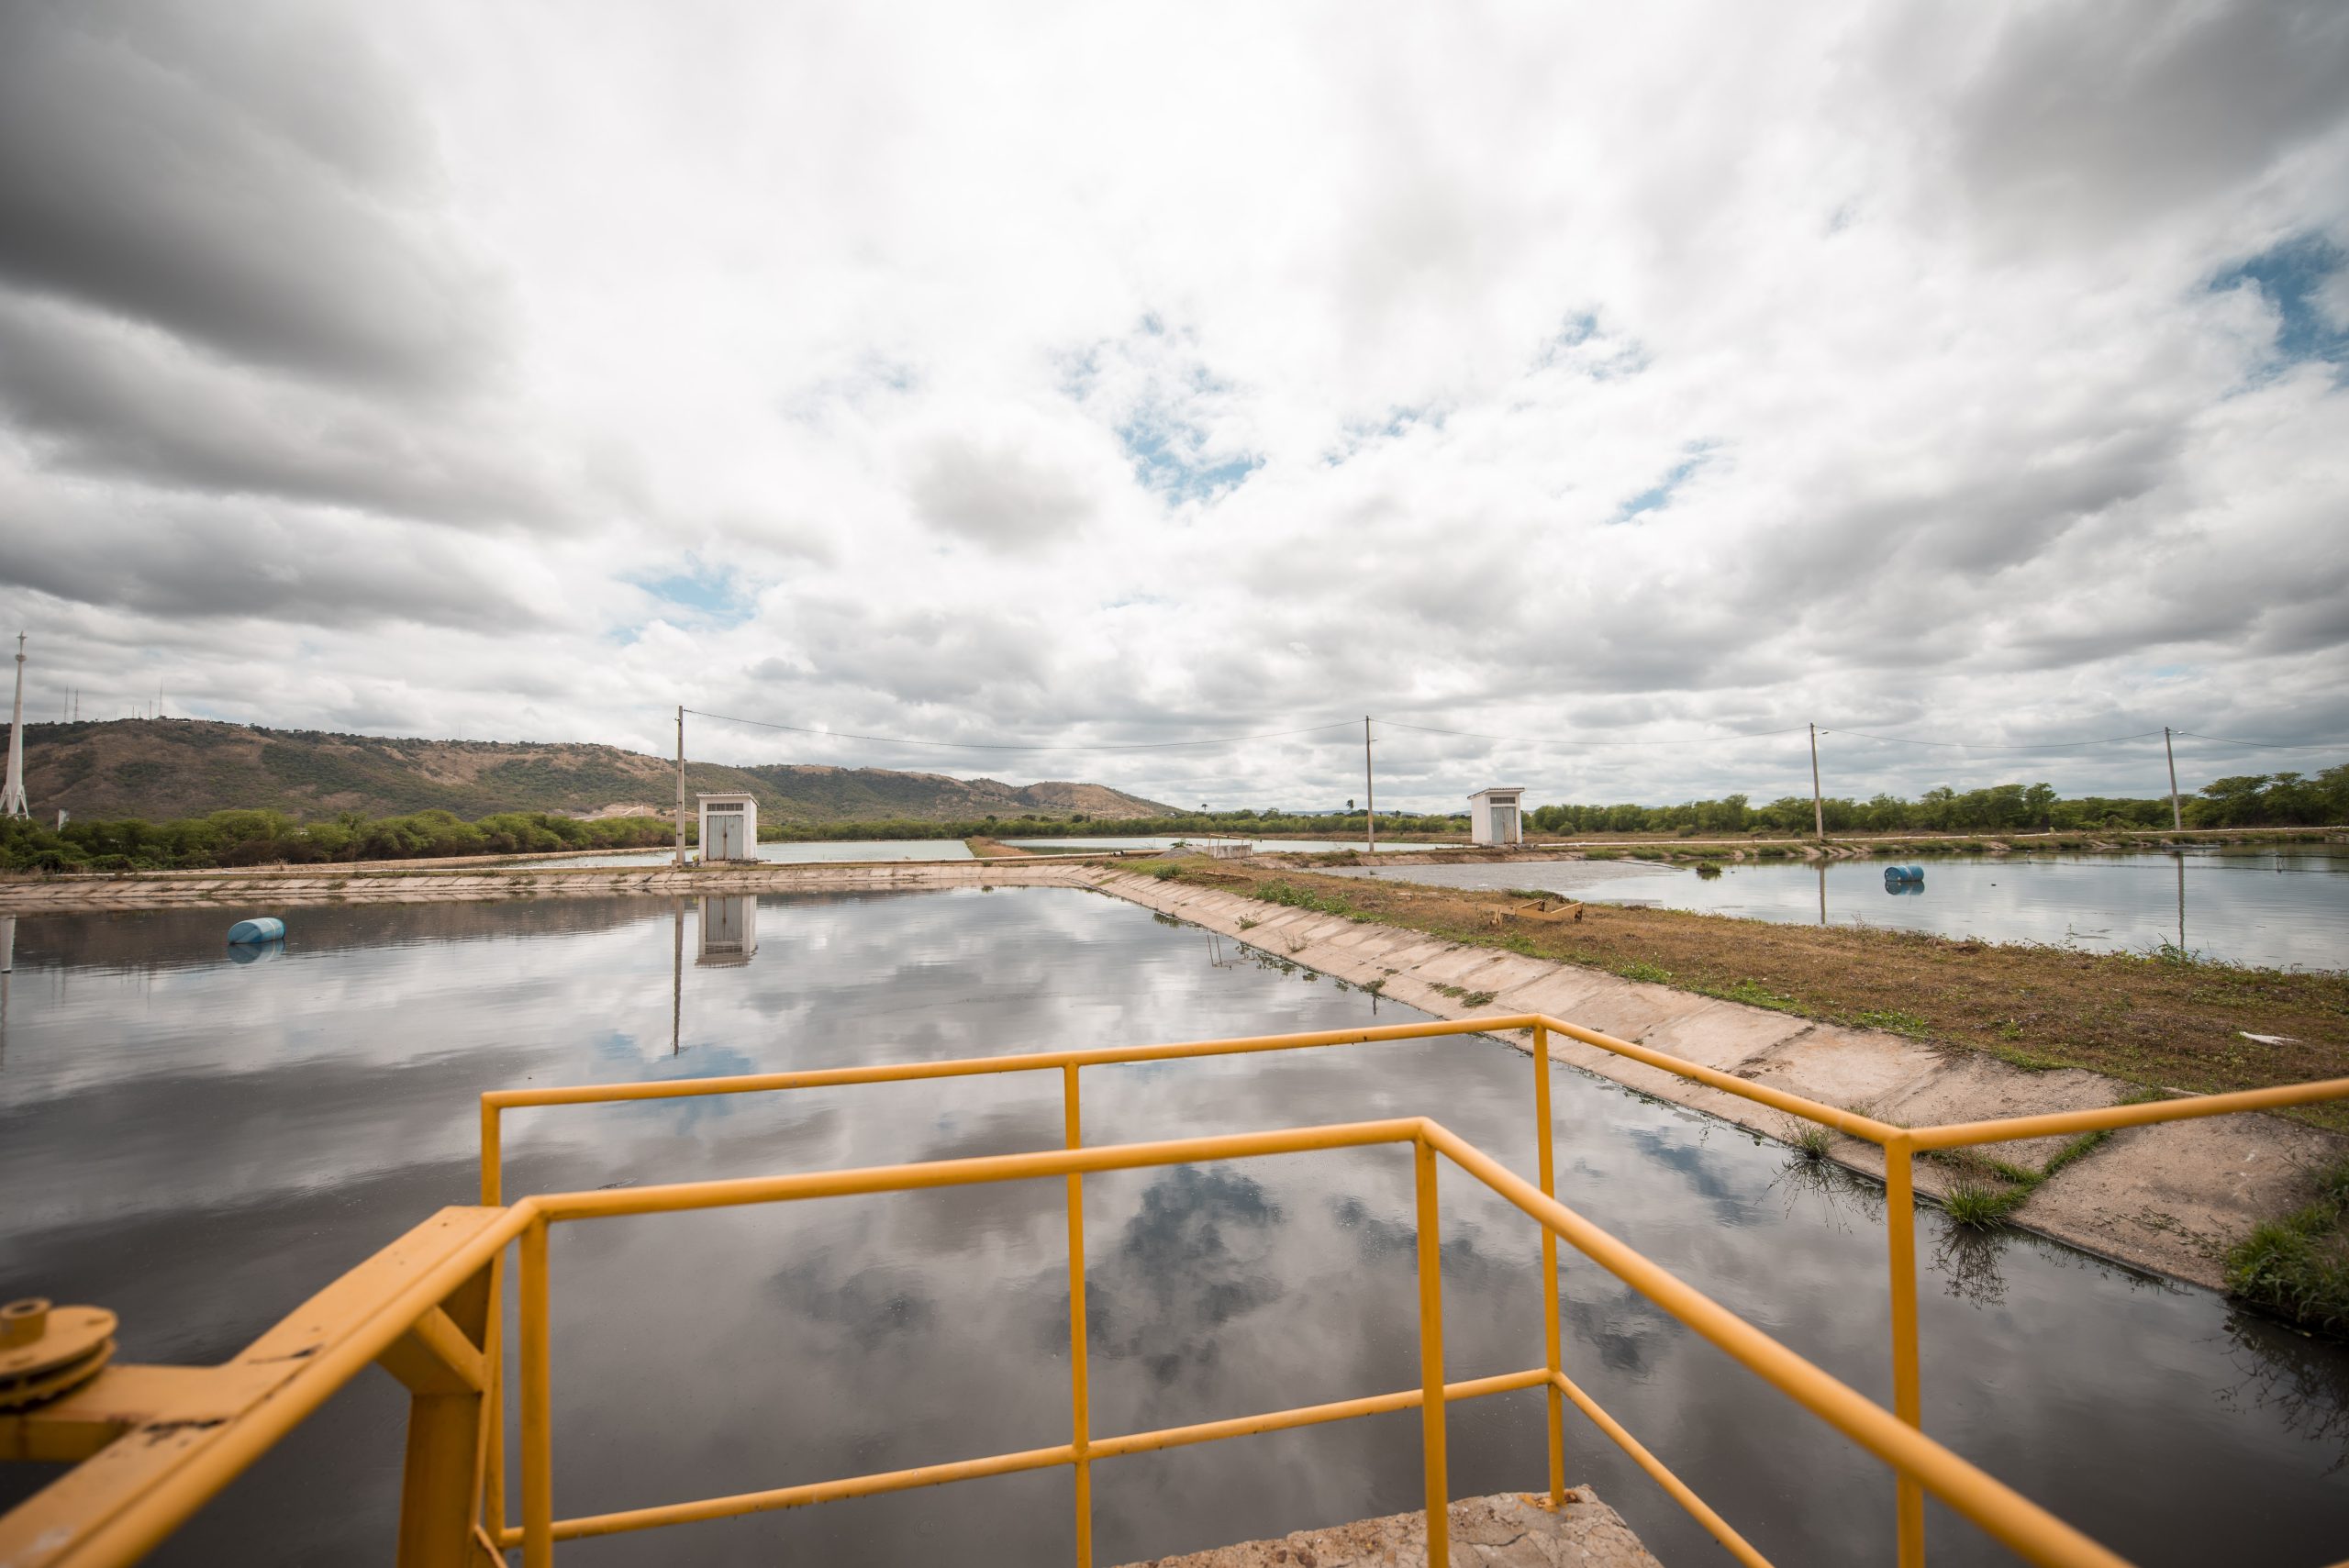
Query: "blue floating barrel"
1883 865 1925 885
227 917 285 945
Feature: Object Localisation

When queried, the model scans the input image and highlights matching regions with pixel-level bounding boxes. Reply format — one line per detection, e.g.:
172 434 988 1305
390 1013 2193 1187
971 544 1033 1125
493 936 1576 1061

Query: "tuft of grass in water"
1787 1122 1833 1162
2226 1158 2349 1337
1943 1179 2030 1229
1694 861 1724 879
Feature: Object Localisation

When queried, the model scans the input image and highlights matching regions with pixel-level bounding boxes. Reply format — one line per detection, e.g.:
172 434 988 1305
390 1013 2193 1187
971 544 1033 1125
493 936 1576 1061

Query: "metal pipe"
532 1121 1426 1224
1420 1125 2130 1568
1549 1370 1772 1568
1908 1076 2349 1151
1415 1137 1450 1568
1532 1022 1565 1507
1063 1065 1091 1568
519 1219 551 1568
1885 1140 1925 1568
520 1371 1553 1545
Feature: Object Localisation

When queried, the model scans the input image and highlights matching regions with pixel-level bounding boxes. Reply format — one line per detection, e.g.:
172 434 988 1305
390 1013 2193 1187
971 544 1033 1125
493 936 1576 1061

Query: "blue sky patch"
1615 444 1716 522
633 564 755 628
2211 233 2349 372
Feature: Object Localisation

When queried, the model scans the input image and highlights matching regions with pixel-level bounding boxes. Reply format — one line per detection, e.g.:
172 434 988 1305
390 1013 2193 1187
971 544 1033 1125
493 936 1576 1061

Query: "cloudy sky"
2 1 2345 812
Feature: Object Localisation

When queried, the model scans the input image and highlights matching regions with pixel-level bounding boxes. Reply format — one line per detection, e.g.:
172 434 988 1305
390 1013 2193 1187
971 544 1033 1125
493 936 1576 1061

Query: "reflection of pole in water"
671 897 683 1055
0 915 13 1068
1817 862 1827 926
2176 853 2187 954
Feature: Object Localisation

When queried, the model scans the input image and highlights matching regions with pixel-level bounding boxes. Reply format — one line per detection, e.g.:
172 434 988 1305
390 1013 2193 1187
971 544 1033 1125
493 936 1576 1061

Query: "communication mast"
2 633 29 819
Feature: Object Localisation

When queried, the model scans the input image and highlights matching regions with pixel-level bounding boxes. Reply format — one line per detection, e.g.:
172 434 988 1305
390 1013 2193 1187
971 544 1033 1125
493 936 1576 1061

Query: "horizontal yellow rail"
495 1118 2136 1568
477 1008 2349 1568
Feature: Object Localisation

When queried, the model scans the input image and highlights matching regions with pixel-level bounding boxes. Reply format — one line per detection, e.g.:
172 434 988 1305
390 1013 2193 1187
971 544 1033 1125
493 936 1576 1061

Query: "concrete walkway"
6 855 2337 1289
1115 1491 1661 1568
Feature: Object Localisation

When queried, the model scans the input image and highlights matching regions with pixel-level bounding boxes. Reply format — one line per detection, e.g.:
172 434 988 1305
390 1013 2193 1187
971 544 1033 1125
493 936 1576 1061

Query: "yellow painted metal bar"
1549 1370 1773 1568
1532 1021 1565 1508
1907 1076 2349 1151
1532 1016 1902 1142
519 1218 551 1568
1415 1137 1451 1568
1085 1368 1550 1462
1419 1124 2131 1568
1884 1138 1926 1568
5 1207 531 1568
480 1100 503 1207
529 1121 1425 1224
478 1253 507 1565
1064 1064 1092 1568
508 1370 1554 1546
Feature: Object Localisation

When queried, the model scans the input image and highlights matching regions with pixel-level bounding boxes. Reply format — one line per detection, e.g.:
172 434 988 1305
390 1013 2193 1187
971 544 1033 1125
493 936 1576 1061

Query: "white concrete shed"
696 792 759 862
1468 786 1524 846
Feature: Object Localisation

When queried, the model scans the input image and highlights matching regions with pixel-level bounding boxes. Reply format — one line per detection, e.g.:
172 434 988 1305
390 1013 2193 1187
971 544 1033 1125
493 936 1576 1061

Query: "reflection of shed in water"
696 896 758 965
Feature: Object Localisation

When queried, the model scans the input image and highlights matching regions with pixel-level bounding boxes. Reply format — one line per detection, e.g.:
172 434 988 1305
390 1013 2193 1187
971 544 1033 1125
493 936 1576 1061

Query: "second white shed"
1468 786 1524 846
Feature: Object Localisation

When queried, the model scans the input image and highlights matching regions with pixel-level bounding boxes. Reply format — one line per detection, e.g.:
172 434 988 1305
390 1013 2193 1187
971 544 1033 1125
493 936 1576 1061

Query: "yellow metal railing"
475 1012 2349 1568
6 1011 2345 1568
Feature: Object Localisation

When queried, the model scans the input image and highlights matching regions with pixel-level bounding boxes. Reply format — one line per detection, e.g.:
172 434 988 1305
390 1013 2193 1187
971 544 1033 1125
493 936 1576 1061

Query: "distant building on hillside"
1468 786 1523 846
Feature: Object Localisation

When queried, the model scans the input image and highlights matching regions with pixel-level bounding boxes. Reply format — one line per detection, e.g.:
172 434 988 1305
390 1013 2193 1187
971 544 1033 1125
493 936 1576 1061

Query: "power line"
1818 728 2165 751
2173 730 2349 751
1375 718 1810 748
683 708 1361 753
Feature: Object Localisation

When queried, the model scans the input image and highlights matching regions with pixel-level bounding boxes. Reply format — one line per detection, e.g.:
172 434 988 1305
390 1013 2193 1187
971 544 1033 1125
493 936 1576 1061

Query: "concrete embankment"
6 855 2336 1290
1074 865 2343 1292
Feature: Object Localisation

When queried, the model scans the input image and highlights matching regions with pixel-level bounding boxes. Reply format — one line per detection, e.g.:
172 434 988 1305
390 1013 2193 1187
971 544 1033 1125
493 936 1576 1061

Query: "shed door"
1492 805 1519 841
709 808 743 860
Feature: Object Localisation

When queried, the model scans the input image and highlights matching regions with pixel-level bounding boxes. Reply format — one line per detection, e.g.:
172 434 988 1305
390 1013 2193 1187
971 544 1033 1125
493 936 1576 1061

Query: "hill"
13 719 1176 825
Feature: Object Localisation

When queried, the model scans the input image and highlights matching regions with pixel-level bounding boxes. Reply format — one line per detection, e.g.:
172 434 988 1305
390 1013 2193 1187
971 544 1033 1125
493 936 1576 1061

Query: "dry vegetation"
1157 862 2349 1132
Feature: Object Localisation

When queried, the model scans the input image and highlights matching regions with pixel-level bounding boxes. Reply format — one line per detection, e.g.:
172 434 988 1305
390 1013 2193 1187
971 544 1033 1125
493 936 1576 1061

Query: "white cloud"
2 0 2346 810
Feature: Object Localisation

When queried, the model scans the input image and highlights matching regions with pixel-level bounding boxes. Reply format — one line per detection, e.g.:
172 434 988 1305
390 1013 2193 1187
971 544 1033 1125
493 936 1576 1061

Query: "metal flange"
0 1298 117 1410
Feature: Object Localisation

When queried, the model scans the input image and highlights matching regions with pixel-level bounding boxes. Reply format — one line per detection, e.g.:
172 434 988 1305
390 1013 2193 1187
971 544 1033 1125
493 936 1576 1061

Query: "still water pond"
2 891 2344 1565
1324 849 2349 972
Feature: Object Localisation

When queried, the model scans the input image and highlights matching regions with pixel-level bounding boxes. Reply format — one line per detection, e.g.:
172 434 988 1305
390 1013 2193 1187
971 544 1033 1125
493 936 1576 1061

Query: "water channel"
1322 849 2349 972
1 889 2343 1565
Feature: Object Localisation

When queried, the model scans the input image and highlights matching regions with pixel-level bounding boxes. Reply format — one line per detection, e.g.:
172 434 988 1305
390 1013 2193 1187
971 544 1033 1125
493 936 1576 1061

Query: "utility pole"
674 706 687 869
2 634 28 819
1363 716 1375 852
1809 722 1824 841
2164 726 2182 831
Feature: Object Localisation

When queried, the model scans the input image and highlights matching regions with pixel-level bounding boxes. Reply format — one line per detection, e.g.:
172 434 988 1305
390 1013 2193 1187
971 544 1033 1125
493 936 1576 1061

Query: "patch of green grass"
1712 977 1800 1013
1461 990 1497 1008
1252 879 1353 915
2226 1159 2349 1337
1787 1122 1833 1162
1618 961 1674 984
1582 849 1624 862
1235 917 1259 930
1943 1178 2031 1229
1856 1008 1930 1034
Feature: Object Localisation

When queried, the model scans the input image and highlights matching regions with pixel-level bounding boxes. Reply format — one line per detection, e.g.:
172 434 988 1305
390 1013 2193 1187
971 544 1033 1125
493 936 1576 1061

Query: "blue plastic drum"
227 917 286 945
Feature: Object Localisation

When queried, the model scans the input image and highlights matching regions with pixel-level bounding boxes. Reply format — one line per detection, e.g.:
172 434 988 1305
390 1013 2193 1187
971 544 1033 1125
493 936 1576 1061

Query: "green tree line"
1525 766 2348 837
0 808 674 873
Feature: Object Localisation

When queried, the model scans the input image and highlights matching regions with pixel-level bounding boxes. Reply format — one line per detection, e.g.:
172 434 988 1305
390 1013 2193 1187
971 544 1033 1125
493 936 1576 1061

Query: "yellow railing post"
1064 1064 1093 1568
1884 1137 1925 1568
1531 1022 1565 1507
1414 1136 1450 1568
520 1216 553 1568
475 1255 506 1556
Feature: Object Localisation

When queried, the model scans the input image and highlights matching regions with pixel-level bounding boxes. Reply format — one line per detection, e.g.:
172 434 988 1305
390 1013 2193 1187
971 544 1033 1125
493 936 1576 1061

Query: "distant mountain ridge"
16 718 1176 825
